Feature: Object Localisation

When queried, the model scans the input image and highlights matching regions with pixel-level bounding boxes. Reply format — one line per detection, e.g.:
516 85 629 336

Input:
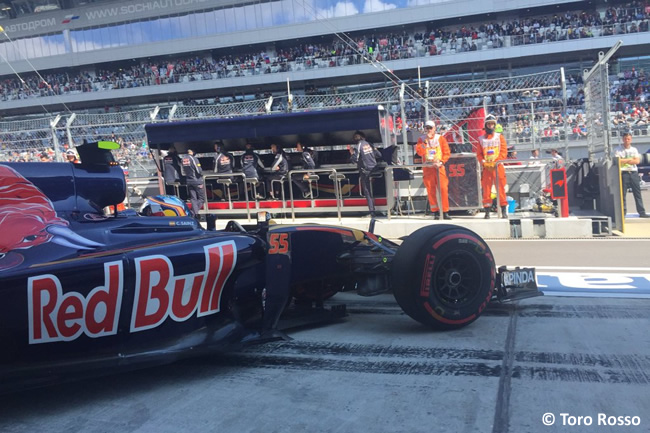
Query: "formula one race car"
0 142 539 393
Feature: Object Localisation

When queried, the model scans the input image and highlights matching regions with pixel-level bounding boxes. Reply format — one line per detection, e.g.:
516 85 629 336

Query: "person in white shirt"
527 148 543 167
549 148 563 161
615 131 649 218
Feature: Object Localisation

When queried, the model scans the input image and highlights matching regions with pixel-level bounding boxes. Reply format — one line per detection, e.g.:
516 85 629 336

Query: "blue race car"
0 141 537 393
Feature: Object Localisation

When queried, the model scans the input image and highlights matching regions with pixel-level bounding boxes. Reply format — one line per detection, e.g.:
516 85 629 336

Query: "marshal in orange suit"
416 120 451 220
475 114 508 219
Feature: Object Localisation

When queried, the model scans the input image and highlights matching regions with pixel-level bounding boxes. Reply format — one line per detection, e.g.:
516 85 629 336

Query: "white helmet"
484 114 497 126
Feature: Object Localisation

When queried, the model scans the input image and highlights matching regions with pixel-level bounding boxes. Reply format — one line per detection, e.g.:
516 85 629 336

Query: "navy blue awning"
145 106 386 152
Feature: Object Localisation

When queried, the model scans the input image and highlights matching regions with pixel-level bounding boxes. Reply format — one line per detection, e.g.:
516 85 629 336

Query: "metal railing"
287 168 345 221
124 175 160 210
201 172 251 220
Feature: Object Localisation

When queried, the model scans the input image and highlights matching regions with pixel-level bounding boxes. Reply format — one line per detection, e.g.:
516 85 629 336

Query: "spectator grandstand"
0 1 648 105
0 0 648 164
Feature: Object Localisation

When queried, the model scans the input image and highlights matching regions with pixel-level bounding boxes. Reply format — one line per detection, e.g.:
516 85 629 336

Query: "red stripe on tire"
424 302 476 325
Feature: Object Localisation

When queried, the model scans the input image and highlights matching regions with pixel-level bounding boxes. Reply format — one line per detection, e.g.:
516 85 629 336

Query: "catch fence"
583 52 614 161
0 67 584 165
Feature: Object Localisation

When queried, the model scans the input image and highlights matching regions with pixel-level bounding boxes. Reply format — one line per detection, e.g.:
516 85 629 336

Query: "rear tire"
391 225 495 330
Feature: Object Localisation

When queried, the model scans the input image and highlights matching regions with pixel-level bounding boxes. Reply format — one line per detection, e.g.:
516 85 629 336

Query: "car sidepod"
0 232 266 391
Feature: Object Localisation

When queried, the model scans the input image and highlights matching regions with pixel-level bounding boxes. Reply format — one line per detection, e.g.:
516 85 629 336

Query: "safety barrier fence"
0 68 575 152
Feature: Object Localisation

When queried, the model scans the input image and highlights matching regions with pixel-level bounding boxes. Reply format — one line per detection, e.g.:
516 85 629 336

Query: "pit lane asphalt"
1 239 648 433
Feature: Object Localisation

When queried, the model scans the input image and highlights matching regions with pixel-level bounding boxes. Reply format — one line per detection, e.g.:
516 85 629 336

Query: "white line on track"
544 292 650 298
535 272 650 298
500 265 650 272
487 238 650 242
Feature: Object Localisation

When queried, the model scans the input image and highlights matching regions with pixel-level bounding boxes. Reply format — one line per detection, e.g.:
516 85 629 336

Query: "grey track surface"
1 240 649 433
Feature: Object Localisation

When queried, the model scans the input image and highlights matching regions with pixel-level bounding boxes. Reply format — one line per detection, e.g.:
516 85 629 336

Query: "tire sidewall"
392 225 495 329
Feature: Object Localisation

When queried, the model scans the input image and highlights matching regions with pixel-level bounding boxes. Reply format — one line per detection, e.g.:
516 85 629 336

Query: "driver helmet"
139 195 190 217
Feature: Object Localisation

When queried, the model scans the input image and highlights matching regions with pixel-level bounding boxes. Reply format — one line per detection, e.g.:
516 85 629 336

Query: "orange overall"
476 132 508 208
416 133 451 213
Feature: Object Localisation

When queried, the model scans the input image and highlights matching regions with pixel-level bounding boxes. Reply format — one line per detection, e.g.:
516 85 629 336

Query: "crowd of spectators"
0 2 648 102
0 136 147 165
1 2 649 162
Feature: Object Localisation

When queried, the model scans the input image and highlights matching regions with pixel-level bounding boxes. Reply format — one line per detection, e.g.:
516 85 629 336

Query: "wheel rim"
432 251 483 307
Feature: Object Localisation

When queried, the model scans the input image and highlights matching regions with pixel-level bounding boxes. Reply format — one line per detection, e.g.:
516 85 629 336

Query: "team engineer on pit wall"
349 130 382 217
213 141 235 179
476 114 509 219
266 143 289 200
292 142 317 199
415 120 451 220
180 149 205 219
240 142 265 200
162 145 183 196
212 141 236 200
